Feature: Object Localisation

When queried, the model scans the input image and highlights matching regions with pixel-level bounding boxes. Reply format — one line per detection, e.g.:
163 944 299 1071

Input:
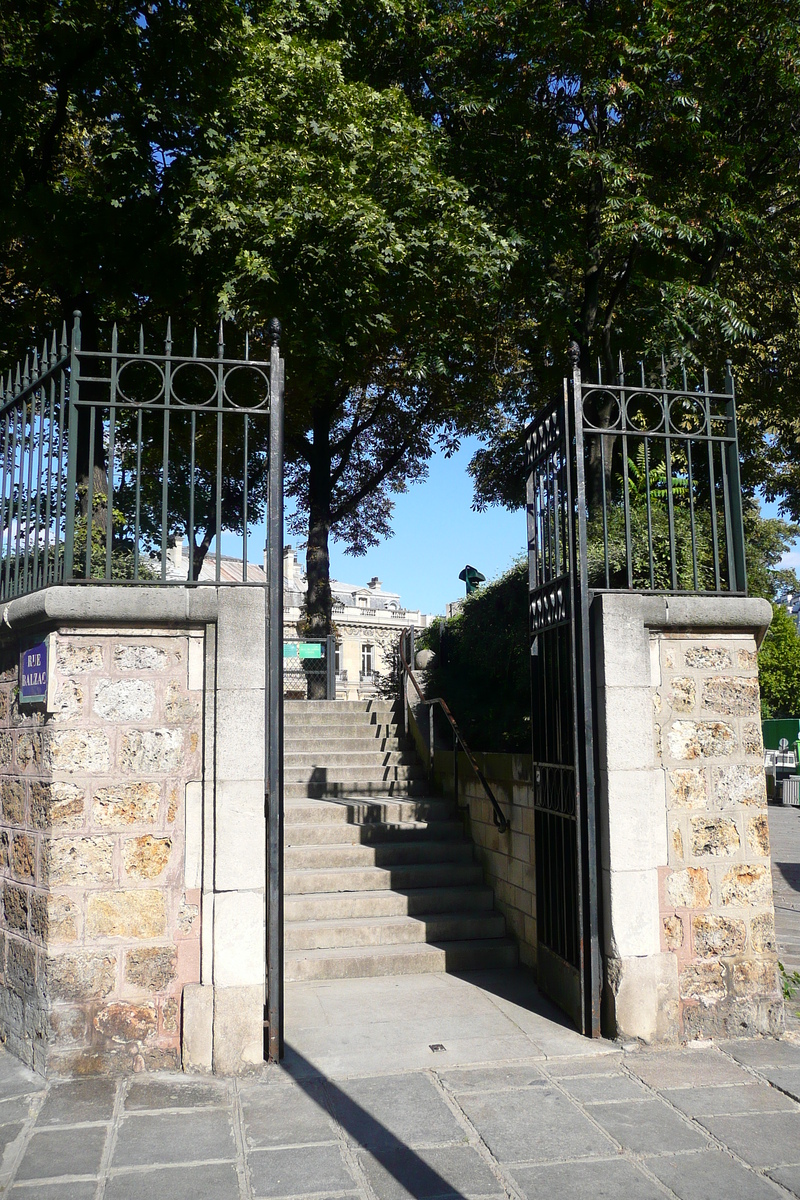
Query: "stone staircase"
284 699 517 982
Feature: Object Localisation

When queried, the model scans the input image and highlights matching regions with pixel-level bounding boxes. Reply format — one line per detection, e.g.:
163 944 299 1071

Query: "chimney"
166 535 184 575
283 546 298 587
368 576 381 590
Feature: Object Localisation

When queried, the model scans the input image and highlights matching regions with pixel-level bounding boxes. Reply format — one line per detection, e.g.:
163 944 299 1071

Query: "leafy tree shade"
361 0 800 516
420 560 530 753
178 13 511 637
758 604 800 720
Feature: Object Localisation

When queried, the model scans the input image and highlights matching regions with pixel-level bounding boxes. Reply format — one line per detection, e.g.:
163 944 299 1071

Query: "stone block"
162 996 179 1032
596 687 654 772
93 678 155 722
31 781 85 830
44 836 113 886
123 835 172 880
692 914 746 958
750 911 777 953
185 782 202 890
39 895 79 943
119 729 183 774
668 677 696 711
668 768 708 809
600 769 668 872
11 834 35 881
6 938 37 995
215 588 266 691
87 890 167 939
604 868 661 957
46 950 117 1001
114 644 168 671
16 730 43 770
188 636 204 691
667 721 736 761
57 641 104 673
93 1001 157 1043
215 692 265 782
685 646 731 669
742 722 763 756
182 983 213 1072
666 866 711 908
1 779 25 825
165 680 199 724
215 781 265 891
608 952 680 1043
52 679 83 721
712 764 766 807
747 814 770 856
0 731 11 770
0 830 9 870
213 984 264 1074
679 961 726 1004
213 891 264 987
733 960 780 997
663 914 684 949
720 864 772 907
690 816 740 858
92 781 160 827
47 730 110 773
125 946 177 992
702 676 760 715
671 822 684 860
3 884 28 932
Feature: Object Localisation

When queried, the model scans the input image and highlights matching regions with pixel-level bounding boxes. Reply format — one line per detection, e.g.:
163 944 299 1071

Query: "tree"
358 0 800 513
758 604 800 720
178 11 512 637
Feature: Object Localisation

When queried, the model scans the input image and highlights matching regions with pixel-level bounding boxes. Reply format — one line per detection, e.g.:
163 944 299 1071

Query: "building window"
357 595 368 606
335 641 342 675
361 643 374 676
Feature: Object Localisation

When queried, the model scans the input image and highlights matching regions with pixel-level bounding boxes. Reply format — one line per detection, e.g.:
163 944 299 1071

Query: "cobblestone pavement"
769 804 800 1035
0 1035 798 1198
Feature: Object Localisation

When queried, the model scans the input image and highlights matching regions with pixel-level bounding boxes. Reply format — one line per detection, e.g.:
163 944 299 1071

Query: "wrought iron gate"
525 356 601 1037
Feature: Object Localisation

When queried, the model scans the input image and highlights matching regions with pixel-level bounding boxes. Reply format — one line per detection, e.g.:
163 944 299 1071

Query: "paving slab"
0 1097 35 1127
124 1078 230 1110
330 1074 467 1150
587 1098 710 1155
698 1111 800 1168
357 1144 502 1200
626 1048 752 1090
511 1158 666 1200
558 1073 649 1103
248 1143 358 1198
112 1109 236 1167
455 1085 615 1163
15 1124 107 1180
544 1055 625 1077
648 1149 781 1200
10 1182 97 1199
727 1039 800 1070
240 1080 339 1148
105 1162 240 1200
755 1066 800 1102
437 1063 547 1094
770 1163 800 1194
662 1081 798 1116
36 1078 116 1125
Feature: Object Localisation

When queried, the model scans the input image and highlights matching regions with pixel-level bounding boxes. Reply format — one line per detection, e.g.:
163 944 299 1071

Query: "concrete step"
285 911 506 951
284 765 426 784
284 886 496 922
285 701 398 715
284 820 464 847
285 840 474 871
284 779 430 800
284 733 407 752
284 750 417 769
284 861 484 895
284 938 518 982
284 797 455 825
284 713 401 730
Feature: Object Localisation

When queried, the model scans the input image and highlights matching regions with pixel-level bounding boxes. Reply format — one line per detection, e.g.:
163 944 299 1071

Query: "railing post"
429 704 435 781
63 311 81 581
453 729 458 808
724 360 747 594
326 634 336 699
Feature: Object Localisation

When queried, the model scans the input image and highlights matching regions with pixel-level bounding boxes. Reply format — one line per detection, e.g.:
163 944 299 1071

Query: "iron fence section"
581 356 746 595
0 312 283 600
283 637 335 699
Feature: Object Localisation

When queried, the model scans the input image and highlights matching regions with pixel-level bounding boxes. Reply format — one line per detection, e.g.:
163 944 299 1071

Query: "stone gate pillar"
593 594 784 1042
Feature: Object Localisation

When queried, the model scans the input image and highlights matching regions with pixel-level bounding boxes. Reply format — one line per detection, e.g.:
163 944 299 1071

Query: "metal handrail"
398 629 509 833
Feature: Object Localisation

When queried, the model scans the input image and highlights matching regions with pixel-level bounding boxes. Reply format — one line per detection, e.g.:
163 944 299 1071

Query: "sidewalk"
0 1022 798 1198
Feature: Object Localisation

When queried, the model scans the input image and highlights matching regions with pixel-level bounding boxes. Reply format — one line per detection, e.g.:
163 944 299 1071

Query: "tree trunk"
304 408 334 699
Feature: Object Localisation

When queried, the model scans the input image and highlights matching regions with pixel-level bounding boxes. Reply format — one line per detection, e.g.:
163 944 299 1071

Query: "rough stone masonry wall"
0 627 203 1074
434 750 536 968
654 631 783 1039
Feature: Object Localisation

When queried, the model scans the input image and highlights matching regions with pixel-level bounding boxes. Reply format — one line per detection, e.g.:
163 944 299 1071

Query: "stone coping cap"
592 592 773 647
1 584 222 633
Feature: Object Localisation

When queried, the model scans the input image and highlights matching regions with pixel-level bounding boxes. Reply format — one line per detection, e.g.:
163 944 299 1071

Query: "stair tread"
285 937 516 961
287 911 501 929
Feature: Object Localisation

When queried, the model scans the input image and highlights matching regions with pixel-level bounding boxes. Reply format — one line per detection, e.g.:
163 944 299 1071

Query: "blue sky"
293 436 526 616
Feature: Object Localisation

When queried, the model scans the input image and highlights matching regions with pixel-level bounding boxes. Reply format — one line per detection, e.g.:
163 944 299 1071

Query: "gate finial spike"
32 347 39 376
165 316 172 354
60 322 68 356
681 358 688 391
217 317 225 358
22 354 30 388
51 330 58 364
138 324 145 356
703 365 710 393
42 338 49 370
245 330 250 360
111 323 118 354
268 317 282 348
617 350 624 385
660 353 667 384
14 363 21 396
192 328 198 358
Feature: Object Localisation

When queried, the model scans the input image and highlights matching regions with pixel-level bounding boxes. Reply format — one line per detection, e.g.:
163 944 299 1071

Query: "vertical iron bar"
266 321 284 1064
55 355 68 582
326 634 335 699
85 405 96 579
662 362 677 591
133 409 142 581
429 705 435 779
160 334 171 582
644 438 654 590
22 395 35 592
2 409 14 598
723 361 747 593
43 375 56 585
686 441 699 591
106 324 119 581
64 313 83 581
188 411 196 582
242 414 249 580
705 382 721 592
33 386 46 590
